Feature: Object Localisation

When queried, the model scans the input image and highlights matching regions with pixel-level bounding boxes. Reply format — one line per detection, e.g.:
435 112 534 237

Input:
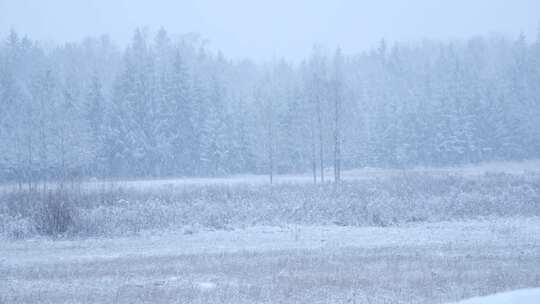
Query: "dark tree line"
1 28 540 184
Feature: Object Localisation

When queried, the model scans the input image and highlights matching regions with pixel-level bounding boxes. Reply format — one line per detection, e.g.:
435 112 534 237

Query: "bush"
34 191 76 237
1 172 540 239
0 214 35 240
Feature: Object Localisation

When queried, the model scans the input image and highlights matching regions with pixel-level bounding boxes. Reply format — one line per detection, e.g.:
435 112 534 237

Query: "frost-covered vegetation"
1 171 539 239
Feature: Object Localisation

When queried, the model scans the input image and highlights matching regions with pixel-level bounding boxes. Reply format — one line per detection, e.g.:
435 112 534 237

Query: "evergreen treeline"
1 28 539 183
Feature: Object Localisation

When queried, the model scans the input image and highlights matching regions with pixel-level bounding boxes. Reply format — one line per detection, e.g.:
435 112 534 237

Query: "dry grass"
2 172 540 239
2 243 539 304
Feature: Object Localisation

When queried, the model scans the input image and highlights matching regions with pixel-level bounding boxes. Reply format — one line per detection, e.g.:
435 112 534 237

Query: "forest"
1 28 540 183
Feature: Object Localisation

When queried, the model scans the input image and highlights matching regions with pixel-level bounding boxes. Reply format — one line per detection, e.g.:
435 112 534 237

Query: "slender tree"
332 48 344 183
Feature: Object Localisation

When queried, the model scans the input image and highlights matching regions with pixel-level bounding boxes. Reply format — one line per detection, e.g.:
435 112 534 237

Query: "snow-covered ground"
345 159 540 178
88 159 540 191
2 217 539 267
454 288 540 304
2 159 540 193
2 161 540 303
2 218 539 303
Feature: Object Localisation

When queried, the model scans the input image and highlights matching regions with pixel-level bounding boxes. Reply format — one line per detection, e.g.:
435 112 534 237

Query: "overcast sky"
1 0 539 61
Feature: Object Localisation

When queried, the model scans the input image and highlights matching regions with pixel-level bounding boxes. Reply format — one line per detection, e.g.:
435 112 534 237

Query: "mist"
1 0 539 61
2 2 540 304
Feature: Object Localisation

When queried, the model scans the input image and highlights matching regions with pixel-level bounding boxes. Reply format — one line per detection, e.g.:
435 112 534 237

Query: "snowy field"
64 159 540 191
1 218 540 303
1 162 540 303
2 159 540 194
455 288 540 304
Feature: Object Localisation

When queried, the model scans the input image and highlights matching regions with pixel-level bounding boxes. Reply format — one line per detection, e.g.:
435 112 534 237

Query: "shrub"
0 214 35 240
1 172 540 239
34 191 76 237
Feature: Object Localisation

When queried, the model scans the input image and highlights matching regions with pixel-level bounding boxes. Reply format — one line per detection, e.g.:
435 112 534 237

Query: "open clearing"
2 161 540 303
3 159 540 194
2 218 540 303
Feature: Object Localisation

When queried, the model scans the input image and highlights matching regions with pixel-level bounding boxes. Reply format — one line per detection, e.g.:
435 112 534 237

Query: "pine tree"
169 50 195 175
85 74 106 176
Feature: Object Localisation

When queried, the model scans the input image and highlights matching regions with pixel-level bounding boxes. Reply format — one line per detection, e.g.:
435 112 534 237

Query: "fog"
3 2 540 303
1 0 539 61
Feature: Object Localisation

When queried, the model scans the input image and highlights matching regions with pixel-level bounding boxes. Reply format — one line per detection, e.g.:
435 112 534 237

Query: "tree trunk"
310 115 317 184
316 95 324 183
334 95 341 183
268 118 274 185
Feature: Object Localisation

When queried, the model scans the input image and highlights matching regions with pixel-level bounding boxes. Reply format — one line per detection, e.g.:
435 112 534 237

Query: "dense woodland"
1 28 540 183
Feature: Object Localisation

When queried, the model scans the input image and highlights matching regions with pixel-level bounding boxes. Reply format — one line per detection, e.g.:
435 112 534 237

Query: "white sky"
0 0 538 61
